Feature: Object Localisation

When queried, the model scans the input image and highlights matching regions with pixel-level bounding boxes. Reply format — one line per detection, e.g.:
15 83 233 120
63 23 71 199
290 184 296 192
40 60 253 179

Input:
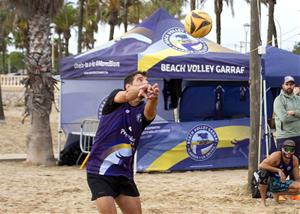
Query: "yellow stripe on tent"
145 125 250 171
145 142 188 172
138 48 186 72
214 125 250 148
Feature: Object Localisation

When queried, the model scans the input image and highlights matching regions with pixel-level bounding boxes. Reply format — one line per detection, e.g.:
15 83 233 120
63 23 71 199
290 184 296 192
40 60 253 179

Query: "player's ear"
125 83 130 90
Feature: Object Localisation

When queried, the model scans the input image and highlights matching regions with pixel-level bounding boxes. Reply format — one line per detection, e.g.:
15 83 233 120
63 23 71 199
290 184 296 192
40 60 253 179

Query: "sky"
69 0 300 54
8 0 300 54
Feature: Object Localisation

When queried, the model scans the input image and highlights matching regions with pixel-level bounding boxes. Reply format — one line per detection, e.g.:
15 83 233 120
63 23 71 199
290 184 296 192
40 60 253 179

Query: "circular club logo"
186 124 219 161
97 95 109 120
162 27 208 54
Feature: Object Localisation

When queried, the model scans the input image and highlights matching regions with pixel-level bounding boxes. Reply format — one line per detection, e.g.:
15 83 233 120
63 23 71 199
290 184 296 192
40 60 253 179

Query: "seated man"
258 139 300 206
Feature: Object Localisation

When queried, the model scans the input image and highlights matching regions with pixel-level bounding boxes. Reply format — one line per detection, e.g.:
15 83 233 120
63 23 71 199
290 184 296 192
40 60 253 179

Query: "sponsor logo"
97 96 108 120
186 124 218 161
120 128 136 143
136 113 142 123
162 27 208 54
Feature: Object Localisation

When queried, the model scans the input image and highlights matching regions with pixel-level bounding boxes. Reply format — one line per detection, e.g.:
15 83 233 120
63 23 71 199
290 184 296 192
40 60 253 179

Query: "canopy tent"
59 8 265 171
61 8 250 81
264 46 300 87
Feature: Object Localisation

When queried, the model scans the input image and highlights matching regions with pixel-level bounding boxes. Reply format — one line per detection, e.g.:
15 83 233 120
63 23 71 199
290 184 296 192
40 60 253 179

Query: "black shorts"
87 173 140 201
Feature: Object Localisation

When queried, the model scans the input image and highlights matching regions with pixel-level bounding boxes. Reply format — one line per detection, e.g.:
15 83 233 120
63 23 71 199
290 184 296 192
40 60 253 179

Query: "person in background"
273 76 300 160
86 72 159 214
294 83 300 96
258 140 300 206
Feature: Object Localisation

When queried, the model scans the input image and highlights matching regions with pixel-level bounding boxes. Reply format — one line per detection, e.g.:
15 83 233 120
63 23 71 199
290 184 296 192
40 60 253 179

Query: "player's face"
282 145 295 159
132 74 148 86
282 81 295 95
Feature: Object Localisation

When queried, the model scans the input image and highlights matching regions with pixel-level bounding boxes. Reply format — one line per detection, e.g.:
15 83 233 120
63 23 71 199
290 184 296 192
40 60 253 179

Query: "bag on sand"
57 141 87 166
251 170 261 198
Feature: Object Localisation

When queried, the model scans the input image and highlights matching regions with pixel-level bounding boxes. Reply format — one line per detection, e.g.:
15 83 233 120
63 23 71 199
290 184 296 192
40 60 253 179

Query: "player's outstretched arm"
144 83 159 121
114 83 149 103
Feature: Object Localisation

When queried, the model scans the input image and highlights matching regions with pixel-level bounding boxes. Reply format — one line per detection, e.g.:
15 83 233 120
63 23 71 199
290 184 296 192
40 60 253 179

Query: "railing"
0 75 26 88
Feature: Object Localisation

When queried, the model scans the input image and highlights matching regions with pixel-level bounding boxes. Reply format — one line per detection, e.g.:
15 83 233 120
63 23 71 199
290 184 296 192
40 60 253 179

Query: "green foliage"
0 51 25 74
292 42 300 55
8 51 25 73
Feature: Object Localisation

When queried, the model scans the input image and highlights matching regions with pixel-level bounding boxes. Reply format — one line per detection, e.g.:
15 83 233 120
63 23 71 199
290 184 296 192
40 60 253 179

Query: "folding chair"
77 119 99 167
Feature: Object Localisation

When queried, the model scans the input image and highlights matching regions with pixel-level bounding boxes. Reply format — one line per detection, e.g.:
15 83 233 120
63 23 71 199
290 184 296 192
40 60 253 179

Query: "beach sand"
1 105 300 213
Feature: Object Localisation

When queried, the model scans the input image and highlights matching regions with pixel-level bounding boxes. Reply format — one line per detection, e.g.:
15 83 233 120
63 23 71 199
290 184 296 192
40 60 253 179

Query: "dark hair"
124 71 147 89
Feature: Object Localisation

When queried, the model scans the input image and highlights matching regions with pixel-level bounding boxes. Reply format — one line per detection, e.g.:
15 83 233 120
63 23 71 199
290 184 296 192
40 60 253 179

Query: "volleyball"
184 10 212 38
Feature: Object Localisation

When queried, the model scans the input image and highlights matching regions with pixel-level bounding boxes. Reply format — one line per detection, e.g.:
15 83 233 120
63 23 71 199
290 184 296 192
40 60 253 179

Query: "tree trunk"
215 0 223 44
58 33 63 59
191 0 196 10
64 31 71 56
1 49 6 74
123 0 128 32
272 20 278 47
248 0 261 191
77 0 84 54
109 24 115 41
109 7 118 40
25 13 55 165
267 0 276 46
0 81 4 121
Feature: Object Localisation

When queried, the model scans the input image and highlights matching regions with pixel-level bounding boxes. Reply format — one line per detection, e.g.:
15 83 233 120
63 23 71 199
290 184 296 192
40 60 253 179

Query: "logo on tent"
97 95 109 120
162 27 208 54
186 124 218 161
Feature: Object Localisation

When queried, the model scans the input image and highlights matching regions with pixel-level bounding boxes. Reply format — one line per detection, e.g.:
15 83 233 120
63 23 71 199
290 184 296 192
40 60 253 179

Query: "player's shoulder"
267 151 281 161
293 155 299 165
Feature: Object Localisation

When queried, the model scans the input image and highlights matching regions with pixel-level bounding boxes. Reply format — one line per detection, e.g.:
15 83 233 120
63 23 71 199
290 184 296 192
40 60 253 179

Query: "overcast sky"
8 0 300 54
68 0 299 54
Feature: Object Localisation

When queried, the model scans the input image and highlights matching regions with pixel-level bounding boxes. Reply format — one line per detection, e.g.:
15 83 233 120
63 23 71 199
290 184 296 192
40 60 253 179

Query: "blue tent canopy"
264 46 300 87
60 8 250 81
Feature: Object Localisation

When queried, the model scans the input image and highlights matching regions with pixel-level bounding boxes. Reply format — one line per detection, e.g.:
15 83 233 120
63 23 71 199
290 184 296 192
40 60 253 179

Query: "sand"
1 104 300 213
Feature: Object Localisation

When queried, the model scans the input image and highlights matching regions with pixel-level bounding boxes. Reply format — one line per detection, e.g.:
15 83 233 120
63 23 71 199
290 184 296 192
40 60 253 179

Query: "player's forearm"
114 89 140 103
259 163 280 173
144 98 158 120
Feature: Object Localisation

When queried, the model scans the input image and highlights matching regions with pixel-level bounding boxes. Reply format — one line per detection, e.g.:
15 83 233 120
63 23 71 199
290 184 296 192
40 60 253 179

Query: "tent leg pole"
134 150 138 175
263 80 269 157
57 82 62 161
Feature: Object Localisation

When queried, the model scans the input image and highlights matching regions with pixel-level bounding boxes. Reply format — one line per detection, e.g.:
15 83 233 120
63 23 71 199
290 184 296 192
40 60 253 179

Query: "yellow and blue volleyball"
184 10 212 38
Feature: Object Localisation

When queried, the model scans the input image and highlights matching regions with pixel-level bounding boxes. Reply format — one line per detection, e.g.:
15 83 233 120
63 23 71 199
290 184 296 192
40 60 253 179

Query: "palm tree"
245 0 277 47
82 0 101 50
109 0 120 40
54 3 77 56
12 18 29 55
139 0 185 20
191 0 196 10
0 9 14 74
6 0 63 165
0 80 4 121
191 0 234 44
0 6 15 121
266 0 278 47
214 0 234 44
77 0 85 53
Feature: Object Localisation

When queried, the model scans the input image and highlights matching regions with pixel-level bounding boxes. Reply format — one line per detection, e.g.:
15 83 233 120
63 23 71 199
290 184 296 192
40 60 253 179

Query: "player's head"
282 139 295 159
282 76 295 95
124 72 148 90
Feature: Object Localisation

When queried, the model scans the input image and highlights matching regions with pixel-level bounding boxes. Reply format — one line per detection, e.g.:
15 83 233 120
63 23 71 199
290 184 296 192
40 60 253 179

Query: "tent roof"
60 8 249 81
264 46 300 87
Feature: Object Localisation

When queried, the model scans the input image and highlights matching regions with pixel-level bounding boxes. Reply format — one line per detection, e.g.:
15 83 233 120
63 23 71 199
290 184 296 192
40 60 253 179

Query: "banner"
137 118 264 172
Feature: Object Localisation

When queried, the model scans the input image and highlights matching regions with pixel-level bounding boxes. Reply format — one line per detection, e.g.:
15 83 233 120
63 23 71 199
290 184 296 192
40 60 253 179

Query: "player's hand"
147 83 160 100
288 110 295 116
278 169 286 182
138 83 150 99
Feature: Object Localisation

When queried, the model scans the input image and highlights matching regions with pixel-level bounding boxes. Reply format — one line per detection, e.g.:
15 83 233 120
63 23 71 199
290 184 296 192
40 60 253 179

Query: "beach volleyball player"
86 72 159 214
